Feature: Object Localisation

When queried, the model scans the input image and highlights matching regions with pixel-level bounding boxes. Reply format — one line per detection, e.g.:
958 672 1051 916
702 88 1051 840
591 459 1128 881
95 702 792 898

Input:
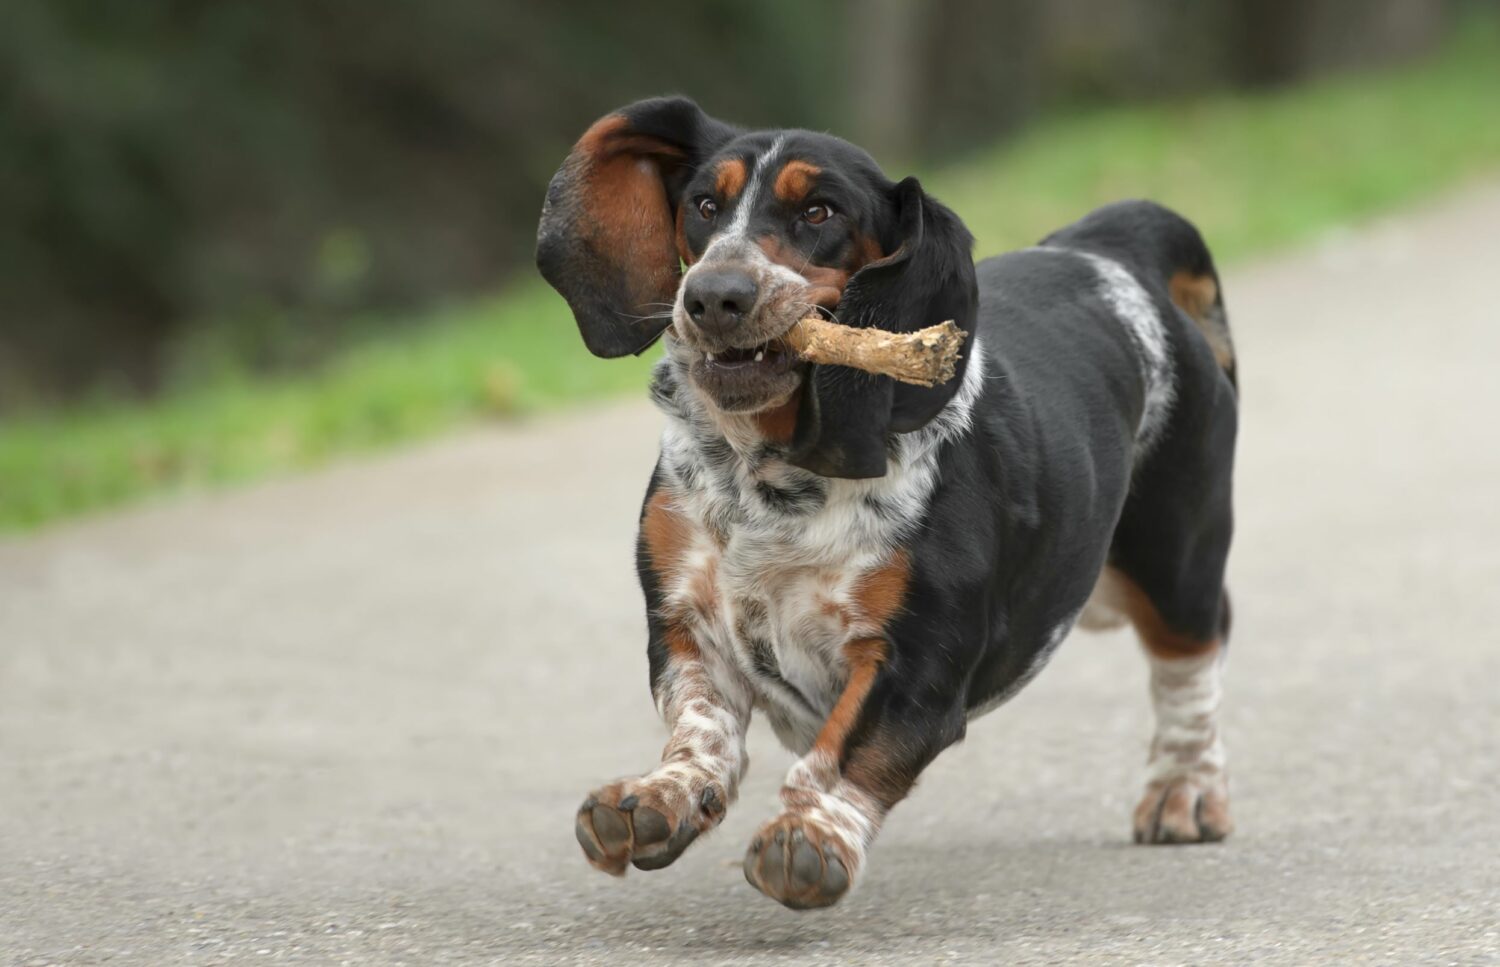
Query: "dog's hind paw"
1132 776 1233 844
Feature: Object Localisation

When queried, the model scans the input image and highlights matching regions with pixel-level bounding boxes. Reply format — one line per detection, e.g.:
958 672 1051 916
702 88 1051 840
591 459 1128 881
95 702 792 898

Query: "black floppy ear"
536 97 737 358
788 177 978 479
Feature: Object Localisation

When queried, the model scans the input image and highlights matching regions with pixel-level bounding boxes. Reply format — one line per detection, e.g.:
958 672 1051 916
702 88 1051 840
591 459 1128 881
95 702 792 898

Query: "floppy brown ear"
536 97 738 358
788 177 978 478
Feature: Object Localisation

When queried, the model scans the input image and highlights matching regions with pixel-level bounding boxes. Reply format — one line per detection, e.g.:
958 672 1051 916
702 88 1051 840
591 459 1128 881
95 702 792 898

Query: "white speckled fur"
650 648 753 801
774 747 884 881
1145 648 1227 785
652 336 986 749
645 277 985 896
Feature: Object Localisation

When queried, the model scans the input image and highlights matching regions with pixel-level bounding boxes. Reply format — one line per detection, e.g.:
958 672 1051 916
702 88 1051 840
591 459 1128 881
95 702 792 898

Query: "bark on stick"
781 317 967 387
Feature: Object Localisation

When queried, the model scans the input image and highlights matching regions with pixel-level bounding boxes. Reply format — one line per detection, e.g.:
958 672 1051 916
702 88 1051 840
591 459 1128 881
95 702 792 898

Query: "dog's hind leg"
1126 591 1233 845
1084 547 1231 843
1106 454 1236 843
1105 338 1237 844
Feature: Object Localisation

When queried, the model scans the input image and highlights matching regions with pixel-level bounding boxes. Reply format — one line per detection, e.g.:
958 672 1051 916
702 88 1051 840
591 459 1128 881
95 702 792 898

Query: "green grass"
4 21 1499 533
926 19 1500 262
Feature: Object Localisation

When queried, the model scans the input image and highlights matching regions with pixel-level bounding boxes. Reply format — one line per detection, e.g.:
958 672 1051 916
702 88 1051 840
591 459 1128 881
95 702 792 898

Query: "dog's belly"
670 528 896 754
719 568 853 752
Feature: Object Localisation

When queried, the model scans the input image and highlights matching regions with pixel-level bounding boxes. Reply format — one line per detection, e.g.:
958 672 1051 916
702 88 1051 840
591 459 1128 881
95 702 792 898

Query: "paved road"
5 184 1500 966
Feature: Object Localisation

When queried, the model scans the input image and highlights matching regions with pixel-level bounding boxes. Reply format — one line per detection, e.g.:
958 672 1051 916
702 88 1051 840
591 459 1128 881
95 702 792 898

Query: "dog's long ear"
536 98 738 358
788 177 978 478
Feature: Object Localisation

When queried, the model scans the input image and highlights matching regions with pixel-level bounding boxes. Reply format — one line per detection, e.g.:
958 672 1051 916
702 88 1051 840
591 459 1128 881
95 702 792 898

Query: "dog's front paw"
1133 776 1233 844
575 774 726 875
742 813 857 910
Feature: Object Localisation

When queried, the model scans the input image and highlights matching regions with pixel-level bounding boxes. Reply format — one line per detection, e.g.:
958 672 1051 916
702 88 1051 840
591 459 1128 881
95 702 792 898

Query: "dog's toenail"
618 794 639 811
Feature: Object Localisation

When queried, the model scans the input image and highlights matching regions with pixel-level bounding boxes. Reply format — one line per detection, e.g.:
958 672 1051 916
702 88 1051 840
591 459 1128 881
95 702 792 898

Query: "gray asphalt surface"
4 184 1500 966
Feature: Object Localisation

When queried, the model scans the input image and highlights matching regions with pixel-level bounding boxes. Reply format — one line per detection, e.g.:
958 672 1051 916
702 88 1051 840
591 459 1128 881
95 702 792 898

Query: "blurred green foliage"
0 0 1464 407
0 0 843 405
2 18 1497 533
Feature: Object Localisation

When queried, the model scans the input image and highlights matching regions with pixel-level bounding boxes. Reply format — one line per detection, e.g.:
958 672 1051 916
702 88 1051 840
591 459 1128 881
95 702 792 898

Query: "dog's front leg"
742 637 963 909
575 628 752 875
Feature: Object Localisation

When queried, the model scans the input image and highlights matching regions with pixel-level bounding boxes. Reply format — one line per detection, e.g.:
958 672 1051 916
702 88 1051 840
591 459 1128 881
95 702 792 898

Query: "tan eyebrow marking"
774 160 821 203
714 158 748 199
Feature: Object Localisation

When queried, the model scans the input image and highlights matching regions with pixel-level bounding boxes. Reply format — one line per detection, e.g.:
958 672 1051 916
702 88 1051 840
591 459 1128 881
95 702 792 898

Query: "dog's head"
537 97 977 478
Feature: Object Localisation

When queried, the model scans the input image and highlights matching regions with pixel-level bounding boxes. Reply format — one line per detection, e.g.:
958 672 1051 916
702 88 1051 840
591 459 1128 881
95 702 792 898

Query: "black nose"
683 267 758 339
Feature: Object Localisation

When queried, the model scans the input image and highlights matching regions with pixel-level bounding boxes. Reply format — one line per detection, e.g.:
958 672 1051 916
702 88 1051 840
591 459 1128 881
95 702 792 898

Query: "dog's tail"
1045 200 1236 390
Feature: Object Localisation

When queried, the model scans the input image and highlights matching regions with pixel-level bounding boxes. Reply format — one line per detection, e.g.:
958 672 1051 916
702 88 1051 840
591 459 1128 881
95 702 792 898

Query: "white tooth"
706 352 714 362
754 351 764 362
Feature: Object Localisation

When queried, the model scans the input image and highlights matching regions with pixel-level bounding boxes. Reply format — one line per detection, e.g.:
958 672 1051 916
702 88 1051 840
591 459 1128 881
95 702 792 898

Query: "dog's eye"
801 203 833 225
696 197 718 220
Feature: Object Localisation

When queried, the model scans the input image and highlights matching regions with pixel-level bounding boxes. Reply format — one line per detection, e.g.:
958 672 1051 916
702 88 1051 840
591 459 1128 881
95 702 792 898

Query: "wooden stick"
780 317 967 387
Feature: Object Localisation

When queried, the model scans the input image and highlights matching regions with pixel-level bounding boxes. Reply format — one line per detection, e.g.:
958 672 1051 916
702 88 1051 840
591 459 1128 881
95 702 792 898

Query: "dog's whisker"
614 310 676 323
795 226 824 277
791 301 840 326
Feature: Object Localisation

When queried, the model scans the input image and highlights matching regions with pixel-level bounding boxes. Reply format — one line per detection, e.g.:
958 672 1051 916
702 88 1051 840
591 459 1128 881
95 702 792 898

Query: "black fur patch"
755 478 827 516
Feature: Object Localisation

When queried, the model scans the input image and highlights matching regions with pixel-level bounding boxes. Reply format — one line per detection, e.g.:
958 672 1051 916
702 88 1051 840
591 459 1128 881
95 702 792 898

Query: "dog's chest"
661 471 910 751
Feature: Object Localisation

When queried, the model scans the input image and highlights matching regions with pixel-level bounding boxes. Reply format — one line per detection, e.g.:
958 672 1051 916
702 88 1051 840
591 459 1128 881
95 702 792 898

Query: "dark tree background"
0 0 1454 408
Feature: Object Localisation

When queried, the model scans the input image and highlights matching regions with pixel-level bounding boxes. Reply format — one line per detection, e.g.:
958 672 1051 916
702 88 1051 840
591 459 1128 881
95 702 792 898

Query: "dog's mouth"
687 332 805 413
700 339 794 375
673 275 833 412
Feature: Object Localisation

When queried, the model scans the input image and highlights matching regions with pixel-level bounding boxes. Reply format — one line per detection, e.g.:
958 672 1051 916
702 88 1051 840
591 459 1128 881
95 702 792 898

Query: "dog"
536 97 1238 910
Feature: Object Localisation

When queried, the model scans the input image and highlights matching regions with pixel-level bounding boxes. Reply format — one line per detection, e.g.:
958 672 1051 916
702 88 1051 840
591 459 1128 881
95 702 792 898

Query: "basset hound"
537 96 1239 910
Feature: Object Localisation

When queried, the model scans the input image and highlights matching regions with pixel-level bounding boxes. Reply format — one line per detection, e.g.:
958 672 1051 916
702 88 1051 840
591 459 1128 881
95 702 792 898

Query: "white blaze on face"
708 135 784 254
672 137 810 344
